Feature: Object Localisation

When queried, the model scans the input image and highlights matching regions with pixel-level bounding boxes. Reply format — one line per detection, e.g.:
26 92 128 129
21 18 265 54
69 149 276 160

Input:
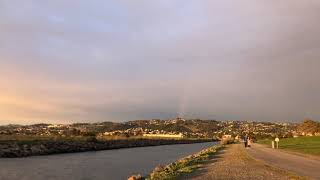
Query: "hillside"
0 118 297 139
297 119 320 135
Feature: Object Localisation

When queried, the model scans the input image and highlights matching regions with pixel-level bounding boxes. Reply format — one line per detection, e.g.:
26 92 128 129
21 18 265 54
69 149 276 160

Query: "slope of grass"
258 136 320 156
146 145 223 180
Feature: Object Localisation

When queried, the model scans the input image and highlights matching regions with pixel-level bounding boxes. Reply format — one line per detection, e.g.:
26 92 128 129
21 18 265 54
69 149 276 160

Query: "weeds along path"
181 144 305 180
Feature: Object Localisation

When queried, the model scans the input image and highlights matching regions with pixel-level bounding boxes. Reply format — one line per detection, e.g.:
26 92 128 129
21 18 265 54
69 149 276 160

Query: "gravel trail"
181 144 306 180
246 143 320 179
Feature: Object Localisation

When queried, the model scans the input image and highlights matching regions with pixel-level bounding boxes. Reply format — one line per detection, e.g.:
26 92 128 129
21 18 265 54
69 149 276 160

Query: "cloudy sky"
1 0 320 124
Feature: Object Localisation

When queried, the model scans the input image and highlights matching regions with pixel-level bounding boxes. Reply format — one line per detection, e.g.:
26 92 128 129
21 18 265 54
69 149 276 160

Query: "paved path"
181 144 303 180
246 143 320 179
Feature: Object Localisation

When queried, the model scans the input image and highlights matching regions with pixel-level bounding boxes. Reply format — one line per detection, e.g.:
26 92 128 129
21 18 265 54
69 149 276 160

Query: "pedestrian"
247 137 252 147
243 134 248 148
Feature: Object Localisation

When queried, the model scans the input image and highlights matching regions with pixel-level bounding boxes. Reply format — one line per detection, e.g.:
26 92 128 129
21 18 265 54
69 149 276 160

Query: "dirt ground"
246 143 320 179
181 144 307 180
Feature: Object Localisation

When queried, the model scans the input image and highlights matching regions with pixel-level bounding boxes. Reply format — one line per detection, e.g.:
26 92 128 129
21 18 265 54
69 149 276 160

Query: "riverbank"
0 137 216 158
129 144 223 180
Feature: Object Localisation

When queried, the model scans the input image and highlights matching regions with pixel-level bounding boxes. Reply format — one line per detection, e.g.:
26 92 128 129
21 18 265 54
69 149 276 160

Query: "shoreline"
0 138 216 158
136 144 223 180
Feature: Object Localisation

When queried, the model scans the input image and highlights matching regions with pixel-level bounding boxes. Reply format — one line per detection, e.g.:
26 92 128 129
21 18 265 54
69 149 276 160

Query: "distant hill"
0 119 298 139
297 119 320 135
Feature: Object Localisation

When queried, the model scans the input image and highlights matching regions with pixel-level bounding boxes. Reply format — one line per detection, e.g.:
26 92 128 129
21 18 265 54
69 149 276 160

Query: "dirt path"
246 143 320 179
181 144 305 180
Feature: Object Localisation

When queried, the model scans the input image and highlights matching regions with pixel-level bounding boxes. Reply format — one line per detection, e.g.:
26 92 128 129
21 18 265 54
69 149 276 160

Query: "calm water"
0 142 217 180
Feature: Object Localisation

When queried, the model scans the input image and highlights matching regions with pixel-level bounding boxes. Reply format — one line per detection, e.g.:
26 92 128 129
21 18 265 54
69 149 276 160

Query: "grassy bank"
258 136 320 156
0 135 216 158
142 145 223 180
0 135 215 142
0 135 95 144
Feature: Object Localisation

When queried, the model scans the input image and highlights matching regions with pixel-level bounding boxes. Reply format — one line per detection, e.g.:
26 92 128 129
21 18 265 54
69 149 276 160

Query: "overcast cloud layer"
1 0 320 124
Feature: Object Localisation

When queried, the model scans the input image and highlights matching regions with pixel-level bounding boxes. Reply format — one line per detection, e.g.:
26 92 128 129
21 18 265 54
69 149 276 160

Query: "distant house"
143 133 184 138
292 132 300 138
48 124 64 128
234 135 240 140
306 133 314 136
302 132 314 136
222 134 232 139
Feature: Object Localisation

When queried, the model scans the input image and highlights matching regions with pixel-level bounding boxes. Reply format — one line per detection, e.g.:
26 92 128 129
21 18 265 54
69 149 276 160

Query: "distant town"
1 118 319 139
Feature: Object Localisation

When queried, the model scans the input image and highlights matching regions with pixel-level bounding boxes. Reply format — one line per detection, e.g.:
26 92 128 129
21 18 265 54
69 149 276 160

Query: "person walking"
243 134 248 148
247 136 252 147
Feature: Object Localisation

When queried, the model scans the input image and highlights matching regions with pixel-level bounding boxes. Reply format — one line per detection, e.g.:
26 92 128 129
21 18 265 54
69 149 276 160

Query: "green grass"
258 136 320 156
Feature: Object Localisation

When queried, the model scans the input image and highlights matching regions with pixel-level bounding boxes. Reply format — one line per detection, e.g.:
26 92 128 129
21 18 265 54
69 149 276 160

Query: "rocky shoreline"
0 138 215 158
128 144 223 180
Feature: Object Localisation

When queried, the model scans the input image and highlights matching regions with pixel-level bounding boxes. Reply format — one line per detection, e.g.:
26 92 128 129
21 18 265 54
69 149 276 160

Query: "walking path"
181 144 304 180
246 143 320 179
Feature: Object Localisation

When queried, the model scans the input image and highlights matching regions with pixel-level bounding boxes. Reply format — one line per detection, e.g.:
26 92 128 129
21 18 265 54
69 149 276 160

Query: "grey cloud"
1 0 320 124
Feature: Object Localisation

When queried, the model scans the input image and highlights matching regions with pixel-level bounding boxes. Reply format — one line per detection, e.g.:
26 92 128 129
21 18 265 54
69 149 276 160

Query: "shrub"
128 174 143 180
86 136 98 143
220 138 234 145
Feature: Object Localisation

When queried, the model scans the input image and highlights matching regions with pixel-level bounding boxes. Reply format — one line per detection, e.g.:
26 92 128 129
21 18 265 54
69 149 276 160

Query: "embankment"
0 138 215 158
137 144 223 180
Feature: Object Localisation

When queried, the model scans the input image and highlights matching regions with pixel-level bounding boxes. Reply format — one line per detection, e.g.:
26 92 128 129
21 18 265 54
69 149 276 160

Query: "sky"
1 0 320 124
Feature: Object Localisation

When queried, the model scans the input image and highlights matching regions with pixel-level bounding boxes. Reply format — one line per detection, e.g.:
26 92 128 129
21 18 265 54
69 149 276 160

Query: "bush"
220 138 234 145
128 174 143 180
86 136 98 143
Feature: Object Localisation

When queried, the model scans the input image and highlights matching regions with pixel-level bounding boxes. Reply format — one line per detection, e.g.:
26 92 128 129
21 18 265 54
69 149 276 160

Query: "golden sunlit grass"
258 136 320 156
